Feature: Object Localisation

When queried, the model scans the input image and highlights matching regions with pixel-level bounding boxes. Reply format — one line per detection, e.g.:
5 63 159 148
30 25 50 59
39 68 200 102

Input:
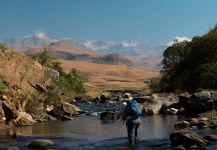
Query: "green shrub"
150 77 162 93
0 75 7 89
55 69 85 94
25 47 55 66
0 43 8 51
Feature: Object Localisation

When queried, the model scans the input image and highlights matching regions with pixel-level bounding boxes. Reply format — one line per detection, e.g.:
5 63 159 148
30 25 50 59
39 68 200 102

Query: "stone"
142 93 178 115
174 121 190 128
35 83 47 92
100 111 115 120
173 145 186 150
2 101 19 123
188 145 199 150
28 139 54 149
13 112 36 126
165 108 178 115
187 118 199 126
181 90 216 114
7 147 19 150
170 130 208 149
204 135 217 141
100 95 107 103
62 102 81 116
1 95 8 101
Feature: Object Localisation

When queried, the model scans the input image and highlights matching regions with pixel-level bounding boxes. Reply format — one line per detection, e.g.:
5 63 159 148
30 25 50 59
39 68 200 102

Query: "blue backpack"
129 99 143 117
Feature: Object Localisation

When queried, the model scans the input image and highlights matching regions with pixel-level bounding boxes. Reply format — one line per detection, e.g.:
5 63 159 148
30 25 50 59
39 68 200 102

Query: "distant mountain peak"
3 33 166 68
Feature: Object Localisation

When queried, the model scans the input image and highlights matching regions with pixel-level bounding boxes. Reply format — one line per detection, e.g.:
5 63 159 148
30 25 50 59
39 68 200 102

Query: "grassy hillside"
60 60 159 90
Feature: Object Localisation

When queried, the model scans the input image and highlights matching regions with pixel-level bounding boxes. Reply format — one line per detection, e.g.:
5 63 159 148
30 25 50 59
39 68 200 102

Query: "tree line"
151 25 217 93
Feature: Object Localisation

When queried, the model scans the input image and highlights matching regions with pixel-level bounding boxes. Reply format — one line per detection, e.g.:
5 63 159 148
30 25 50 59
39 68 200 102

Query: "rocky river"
1 97 217 150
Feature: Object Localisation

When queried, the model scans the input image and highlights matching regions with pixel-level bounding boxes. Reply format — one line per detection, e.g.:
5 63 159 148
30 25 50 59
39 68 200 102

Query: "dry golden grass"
60 60 160 90
0 50 45 91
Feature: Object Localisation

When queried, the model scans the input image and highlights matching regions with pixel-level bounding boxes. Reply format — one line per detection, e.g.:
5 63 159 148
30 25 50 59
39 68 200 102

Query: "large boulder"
13 112 36 126
170 130 208 149
177 90 217 115
2 100 19 123
142 93 178 115
62 102 81 116
28 139 54 149
48 102 81 120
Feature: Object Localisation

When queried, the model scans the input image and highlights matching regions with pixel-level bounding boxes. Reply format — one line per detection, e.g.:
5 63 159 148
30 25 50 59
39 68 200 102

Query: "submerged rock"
170 130 208 149
7 147 19 150
204 135 217 141
174 121 190 128
100 111 115 120
28 139 54 149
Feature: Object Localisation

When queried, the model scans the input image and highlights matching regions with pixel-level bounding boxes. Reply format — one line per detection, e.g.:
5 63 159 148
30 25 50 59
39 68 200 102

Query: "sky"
1 0 217 45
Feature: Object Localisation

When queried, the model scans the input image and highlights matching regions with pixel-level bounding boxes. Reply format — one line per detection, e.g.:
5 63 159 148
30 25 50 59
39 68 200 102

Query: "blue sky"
1 0 217 45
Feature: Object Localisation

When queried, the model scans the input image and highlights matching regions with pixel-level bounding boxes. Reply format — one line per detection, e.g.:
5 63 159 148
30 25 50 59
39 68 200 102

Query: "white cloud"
122 40 138 48
32 29 58 43
35 29 50 40
83 40 96 49
167 36 191 46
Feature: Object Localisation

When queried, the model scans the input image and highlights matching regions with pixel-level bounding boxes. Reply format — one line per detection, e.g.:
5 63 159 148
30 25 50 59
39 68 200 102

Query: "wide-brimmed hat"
123 93 133 101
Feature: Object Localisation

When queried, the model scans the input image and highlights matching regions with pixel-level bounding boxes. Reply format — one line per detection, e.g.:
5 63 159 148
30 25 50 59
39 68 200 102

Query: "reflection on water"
2 115 217 149
0 115 179 149
0 115 217 150
11 115 178 141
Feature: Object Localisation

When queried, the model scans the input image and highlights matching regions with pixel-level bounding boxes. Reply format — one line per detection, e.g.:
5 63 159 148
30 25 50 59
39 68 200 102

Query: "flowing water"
1 102 217 149
1 115 178 150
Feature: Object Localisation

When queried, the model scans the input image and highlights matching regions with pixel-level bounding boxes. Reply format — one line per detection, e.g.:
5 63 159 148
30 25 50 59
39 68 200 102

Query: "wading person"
121 93 143 145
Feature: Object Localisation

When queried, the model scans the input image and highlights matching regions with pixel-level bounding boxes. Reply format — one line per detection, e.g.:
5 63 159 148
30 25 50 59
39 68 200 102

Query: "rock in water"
100 111 115 120
28 139 54 149
7 147 19 150
204 135 217 141
170 130 208 149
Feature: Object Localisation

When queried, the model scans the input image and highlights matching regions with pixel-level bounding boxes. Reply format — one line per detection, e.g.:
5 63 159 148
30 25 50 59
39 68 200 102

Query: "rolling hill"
60 60 159 89
49 41 137 67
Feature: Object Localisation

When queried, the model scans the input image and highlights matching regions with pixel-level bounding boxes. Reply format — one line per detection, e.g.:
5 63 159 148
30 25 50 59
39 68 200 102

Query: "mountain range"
3 33 167 68
49 41 136 67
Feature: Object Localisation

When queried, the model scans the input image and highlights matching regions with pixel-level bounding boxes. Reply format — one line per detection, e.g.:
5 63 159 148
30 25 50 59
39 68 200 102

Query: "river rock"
28 139 54 149
174 121 190 128
142 93 178 115
62 102 81 115
173 145 186 150
204 135 217 141
2 100 19 123
13 112 36 126
100 111 115 120
170 130 208 149
100 95 107 103
187 118 199 127
165 108 178 115
7 147 19 150
177 90 217 115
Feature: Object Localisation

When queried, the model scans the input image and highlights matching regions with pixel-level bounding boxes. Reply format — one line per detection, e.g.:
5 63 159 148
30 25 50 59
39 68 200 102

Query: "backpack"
129 99 143 117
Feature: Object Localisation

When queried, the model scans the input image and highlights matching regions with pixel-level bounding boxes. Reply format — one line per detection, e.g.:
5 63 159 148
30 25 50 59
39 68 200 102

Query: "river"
1 103 217 149
1 115 178 150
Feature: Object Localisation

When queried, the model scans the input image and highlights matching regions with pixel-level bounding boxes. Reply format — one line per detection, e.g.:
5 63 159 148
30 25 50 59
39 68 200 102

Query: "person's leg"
127 121 135 145
134 122 140 143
